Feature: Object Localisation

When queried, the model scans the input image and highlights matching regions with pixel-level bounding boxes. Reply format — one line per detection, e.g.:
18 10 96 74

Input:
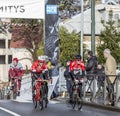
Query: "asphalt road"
0 100 120 116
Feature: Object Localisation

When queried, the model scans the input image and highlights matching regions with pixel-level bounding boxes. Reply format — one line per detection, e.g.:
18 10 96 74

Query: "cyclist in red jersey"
70 55 85 78
9 58 24 96
31 56 49 99
69 55 85 102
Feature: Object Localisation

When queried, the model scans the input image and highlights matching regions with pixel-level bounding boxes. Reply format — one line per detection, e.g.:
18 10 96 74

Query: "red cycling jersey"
70 60 85 71
9 62 24 79
31 60 47 74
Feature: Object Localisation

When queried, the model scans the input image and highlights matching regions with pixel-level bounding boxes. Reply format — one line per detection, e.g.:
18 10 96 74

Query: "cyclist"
9 58 24 96
31 56 49 99
69 55 85 102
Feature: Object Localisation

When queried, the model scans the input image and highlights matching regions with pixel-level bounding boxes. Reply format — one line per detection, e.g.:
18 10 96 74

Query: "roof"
59 3 120 35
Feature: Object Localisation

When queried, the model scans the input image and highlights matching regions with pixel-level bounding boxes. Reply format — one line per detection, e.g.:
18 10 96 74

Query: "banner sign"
45 0 59 65
46 5 58 14
0 0 45 19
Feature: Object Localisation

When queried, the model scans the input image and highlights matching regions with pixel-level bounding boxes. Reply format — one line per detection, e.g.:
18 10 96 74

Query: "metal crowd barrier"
82 74 120 107
0 74 31 100
58 67 120 107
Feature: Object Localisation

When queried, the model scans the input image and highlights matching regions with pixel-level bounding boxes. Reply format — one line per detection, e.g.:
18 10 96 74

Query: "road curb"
53 97 120 112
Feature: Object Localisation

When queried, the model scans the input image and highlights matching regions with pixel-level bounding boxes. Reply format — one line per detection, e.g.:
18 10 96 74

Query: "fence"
58 67 120 107
1 68 120 108
0 74 31 100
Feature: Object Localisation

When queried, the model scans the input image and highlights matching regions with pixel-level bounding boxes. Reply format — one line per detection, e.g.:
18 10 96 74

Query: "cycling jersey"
70 60 85 72
9 62 24 78
31 60 48 74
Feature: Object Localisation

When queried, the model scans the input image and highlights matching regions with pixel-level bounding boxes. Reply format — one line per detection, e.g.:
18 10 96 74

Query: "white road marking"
13 99 60 104
12 99 32 103
0 107 21 116
49 100 60 104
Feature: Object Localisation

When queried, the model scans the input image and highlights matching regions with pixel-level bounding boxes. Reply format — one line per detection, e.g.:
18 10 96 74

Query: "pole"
91 0 95 54
80 0 84 57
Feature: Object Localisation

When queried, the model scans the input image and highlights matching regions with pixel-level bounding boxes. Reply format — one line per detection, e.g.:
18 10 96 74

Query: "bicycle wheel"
43 83 48 108
72 93 77 110
77 96 82 110
39 88 43 110
13 82 17 99
33 95 37 109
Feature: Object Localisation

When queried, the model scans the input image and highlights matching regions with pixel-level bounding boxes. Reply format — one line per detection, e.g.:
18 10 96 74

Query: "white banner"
0 0 45 19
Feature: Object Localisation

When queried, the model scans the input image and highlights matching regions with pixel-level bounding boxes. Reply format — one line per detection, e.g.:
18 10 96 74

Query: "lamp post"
80 0 84 57
91 0 95 54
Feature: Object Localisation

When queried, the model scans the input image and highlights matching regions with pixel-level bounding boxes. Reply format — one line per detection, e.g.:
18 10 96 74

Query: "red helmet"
13 58 19 63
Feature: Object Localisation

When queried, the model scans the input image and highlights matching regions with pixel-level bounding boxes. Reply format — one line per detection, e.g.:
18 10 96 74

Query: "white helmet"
38 56 45 63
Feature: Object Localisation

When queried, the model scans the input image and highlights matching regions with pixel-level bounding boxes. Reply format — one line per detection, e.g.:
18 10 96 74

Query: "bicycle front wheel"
39 88 43 110
72 93 82 110
33 95 37 109
72 93 76 110
43 84 48 108
13 82 17 99
77 97 82 110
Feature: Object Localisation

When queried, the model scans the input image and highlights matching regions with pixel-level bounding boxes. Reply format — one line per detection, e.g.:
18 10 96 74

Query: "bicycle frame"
34 78 43 101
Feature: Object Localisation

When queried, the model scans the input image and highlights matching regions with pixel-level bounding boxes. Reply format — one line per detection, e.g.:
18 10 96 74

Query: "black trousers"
107 78 114 106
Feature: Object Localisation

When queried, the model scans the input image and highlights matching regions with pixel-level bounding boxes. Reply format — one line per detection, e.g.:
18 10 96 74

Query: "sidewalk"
54 96 120 112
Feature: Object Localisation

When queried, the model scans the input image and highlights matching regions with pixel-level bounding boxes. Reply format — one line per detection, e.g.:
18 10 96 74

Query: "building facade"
59 1 120 50
0 19 12 82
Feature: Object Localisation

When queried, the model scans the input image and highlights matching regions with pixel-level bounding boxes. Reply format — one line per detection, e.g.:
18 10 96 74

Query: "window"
0 55 5 64
8 55 12 64
114 14 119 20
0 40 5 48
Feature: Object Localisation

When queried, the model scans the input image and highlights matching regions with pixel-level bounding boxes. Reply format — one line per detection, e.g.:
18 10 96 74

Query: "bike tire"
72 94 76 110
39 88 43 110
33 95 37 109
43 84 48 108
77 97 82 110
13 82 17 99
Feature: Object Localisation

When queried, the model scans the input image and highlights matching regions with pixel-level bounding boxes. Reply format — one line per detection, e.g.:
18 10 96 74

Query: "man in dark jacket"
86 51 98 79
64 60 71 97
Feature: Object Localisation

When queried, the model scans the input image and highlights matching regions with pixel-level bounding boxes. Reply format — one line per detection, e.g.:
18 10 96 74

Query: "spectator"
103 48 116 106
64 60 72 99
51 63 59 98
47 58 52 78
86 51 98 79
96 64 105 89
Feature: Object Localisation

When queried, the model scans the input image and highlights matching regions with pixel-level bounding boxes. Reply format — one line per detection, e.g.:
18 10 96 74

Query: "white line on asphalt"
0 107 21 116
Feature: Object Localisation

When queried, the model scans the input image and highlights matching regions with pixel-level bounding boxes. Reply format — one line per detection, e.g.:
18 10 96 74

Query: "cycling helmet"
75 54 81 59
13 58 19 63
38 56 45 63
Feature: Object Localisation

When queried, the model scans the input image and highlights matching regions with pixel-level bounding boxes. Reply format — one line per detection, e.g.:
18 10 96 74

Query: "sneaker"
17 91 20 96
